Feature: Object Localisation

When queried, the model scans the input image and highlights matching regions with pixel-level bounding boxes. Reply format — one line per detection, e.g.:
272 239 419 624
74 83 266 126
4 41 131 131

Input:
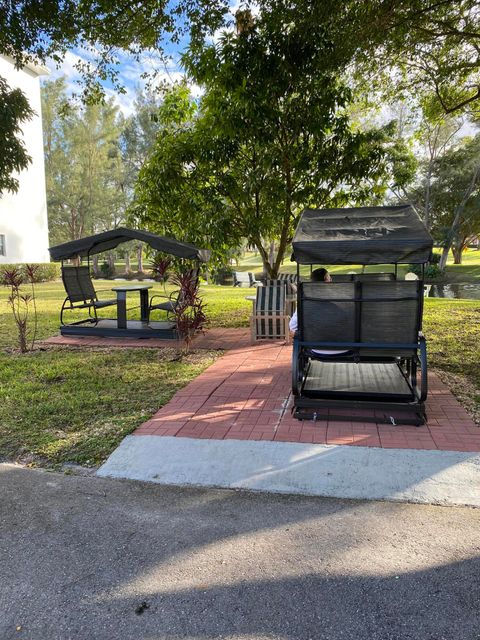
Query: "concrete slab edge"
97 436 480 507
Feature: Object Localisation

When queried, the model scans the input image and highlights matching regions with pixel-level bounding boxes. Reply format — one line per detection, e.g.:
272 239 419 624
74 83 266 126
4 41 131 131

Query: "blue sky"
43 1 245 116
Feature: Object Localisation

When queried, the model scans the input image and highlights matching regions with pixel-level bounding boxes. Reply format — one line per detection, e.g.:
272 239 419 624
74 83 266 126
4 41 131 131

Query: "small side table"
111 285 152 329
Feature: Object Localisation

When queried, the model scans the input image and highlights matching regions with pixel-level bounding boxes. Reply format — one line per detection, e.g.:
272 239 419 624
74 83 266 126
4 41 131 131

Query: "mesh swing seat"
290 205 434 426
60 266 117 325
292 280 428 425
250 283 290 344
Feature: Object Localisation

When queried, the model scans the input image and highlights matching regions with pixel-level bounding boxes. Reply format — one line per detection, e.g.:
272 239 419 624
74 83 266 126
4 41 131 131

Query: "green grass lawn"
0 280 235 468
0 277 478 469
422 299 480 421
0 347 216 467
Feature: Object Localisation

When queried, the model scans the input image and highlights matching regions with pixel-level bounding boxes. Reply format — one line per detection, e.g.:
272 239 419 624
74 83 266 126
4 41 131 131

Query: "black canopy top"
49 228 210 262
291 205 433 265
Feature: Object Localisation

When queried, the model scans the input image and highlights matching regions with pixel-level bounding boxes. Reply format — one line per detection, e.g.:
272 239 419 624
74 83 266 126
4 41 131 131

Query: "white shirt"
289 311 348 355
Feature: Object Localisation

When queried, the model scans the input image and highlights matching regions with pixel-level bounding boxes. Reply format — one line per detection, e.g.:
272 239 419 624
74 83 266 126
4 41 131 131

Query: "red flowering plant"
1 264 39 352
170 269 207 352
150 254 172 291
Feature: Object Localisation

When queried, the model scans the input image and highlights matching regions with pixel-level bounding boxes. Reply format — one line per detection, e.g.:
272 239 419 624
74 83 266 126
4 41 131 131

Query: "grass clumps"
0 347 217 468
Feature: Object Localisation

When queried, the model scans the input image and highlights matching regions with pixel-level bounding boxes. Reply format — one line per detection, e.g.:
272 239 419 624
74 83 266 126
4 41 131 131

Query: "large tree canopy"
2 1 480 116
131 9 414 276
356 0 480 115
0 0 229 95
3 0 480 199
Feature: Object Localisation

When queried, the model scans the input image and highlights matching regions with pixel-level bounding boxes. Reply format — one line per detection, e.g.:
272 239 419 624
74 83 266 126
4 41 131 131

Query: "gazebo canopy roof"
291 205 433 265
49 227 210 263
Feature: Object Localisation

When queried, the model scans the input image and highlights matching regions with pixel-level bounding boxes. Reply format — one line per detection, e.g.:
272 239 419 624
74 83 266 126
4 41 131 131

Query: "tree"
121 89 163 186
42 78 126 246
393 95 464 229
0 76 34 194
120 89 164 271
1 0 230 191
428 134 480 267
132 11 414 277
1 1 229 94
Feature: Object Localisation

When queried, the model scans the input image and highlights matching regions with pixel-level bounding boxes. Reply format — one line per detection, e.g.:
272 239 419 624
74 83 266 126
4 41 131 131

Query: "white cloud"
42 48 204 116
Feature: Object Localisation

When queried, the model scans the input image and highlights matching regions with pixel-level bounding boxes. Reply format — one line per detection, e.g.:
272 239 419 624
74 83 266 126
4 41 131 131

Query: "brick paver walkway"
135 342 479 452
42 329 480 452
41 328 252 350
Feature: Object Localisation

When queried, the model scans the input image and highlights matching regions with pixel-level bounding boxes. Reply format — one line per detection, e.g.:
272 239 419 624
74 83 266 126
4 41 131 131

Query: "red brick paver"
133 334 479 452
42 329 480 451
40 328 252 351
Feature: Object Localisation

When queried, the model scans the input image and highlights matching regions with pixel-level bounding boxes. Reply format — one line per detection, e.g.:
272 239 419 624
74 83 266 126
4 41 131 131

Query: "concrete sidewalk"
98 435 480 507
1 463 479 640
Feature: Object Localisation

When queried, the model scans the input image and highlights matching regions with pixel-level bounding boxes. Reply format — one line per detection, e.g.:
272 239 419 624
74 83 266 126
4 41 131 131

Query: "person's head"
311 267 331 283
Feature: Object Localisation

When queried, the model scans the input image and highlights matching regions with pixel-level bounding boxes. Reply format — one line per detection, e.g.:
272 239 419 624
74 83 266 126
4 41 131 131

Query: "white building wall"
0 56 50 264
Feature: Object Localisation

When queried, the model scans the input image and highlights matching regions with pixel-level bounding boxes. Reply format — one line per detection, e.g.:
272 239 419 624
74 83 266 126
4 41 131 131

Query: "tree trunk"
424 161 433 230
125 251 131 273
439 162 480 271
108 252 115 276
255 241 275 278
268 241 276 268
452 244 463 264
92 255 99 277
137 245 144 273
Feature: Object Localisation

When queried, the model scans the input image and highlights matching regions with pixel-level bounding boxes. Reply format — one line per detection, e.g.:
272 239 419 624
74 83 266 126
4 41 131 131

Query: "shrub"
100 261 115 278
150 254 172 285
408 263 442 280
211 266 234 285
171 269 207 352
430 251 441 264
0 262 60 282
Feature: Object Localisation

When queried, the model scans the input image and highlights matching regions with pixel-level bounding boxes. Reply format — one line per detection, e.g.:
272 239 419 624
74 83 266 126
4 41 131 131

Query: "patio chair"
233 271 250 287
148 268 199 320
60 266 117 325
277 273 298 284
250 282 290 344
276 273 298 294
234 271 261 287
405 271 431 297
264 279 297 314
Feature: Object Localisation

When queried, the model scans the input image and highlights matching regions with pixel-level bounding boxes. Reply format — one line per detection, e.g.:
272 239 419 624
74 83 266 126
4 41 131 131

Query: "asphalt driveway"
0 463 479 639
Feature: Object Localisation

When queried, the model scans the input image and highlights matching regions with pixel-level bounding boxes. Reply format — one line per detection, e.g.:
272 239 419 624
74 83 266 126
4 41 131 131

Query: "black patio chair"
148 268 199 320
292 279 427 424
60 266 117 325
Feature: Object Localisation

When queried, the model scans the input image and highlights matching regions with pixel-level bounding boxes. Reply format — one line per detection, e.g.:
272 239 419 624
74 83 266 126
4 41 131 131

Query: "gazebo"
49 228 209 339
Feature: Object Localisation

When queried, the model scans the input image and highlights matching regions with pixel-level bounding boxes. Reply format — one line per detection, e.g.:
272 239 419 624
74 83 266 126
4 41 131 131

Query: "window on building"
0 235 5 256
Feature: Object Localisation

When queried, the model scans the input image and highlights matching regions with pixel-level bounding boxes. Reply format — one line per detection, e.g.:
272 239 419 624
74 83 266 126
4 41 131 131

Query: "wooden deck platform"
60 319 177 339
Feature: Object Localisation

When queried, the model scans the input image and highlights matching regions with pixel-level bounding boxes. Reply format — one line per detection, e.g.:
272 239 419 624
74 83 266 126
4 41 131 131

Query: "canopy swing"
49 228 209 339
291 205 434 425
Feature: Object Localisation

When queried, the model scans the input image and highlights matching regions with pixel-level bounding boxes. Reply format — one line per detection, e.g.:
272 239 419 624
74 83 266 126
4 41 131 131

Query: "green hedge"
408 262 442 280
0 263 60 283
